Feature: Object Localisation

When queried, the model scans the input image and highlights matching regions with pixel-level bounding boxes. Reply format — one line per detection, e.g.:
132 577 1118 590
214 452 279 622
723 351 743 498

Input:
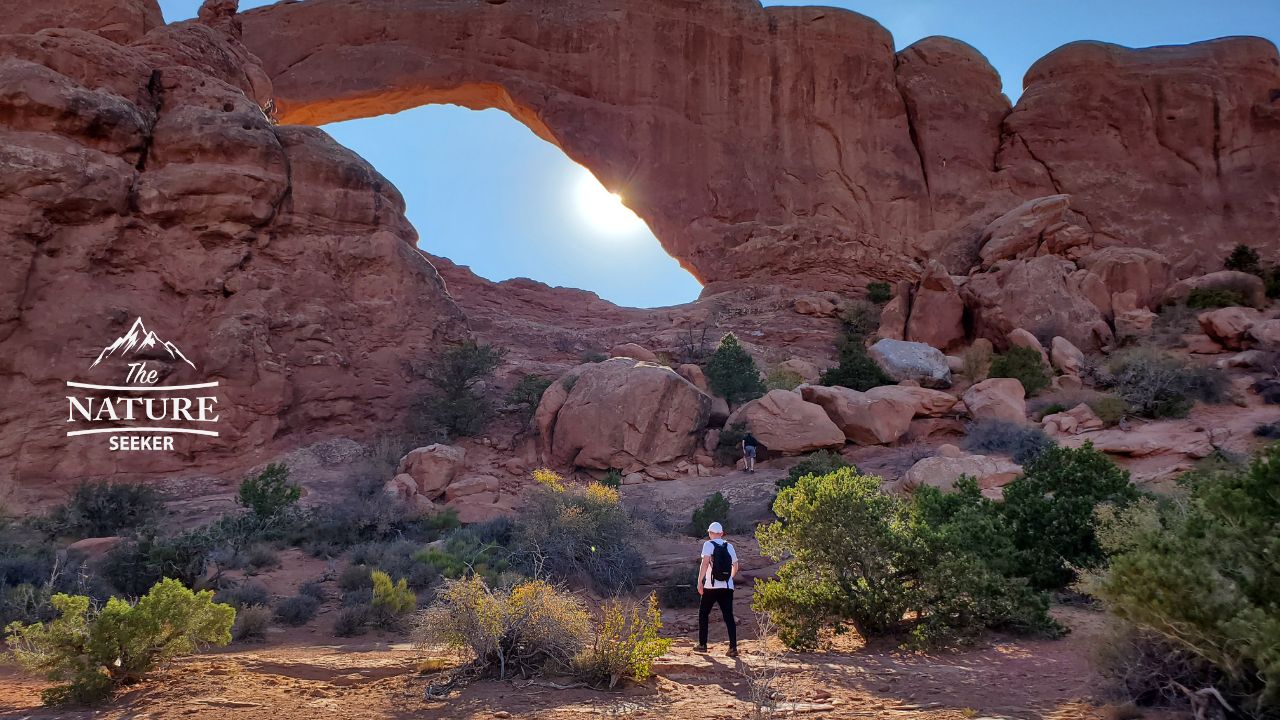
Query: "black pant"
698 587 737 648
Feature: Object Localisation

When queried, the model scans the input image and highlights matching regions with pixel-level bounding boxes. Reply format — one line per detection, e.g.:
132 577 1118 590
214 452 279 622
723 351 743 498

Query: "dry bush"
414 576 589 680
741 613 787 720
231 604 271 642
961 343 992 381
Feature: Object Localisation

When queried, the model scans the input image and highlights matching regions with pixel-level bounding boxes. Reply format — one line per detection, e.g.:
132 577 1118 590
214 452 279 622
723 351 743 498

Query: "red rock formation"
241 1 1280 286
0 1 468 507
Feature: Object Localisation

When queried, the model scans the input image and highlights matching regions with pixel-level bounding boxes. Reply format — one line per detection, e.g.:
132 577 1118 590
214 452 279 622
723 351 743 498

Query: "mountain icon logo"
90 317 197 370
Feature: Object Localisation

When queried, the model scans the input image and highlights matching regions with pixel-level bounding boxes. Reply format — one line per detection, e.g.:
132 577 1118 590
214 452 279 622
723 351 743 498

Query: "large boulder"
1041 403 1105 437
799 385 915 445
868 339 953 388
904 261 965 351
611 342 659 363
865 384 959 417
1165 271 1267 309
1197 307 1263 350
537 358 711 470
1076 247 1171 310
1049 336 1085 377
898 445 1022 495
1007 328 1050 365
978 195 1086 266
877 283 911 341
963 255 1114 353
724 390 844 454
962 378 1027 423
396 444 467 499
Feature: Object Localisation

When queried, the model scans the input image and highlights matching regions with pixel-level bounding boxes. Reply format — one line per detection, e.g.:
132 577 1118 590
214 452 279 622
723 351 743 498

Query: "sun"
573 168 647 236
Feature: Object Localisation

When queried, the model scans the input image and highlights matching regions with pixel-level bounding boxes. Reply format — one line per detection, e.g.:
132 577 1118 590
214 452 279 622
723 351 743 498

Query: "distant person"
741 432 758 473
695 521 738 657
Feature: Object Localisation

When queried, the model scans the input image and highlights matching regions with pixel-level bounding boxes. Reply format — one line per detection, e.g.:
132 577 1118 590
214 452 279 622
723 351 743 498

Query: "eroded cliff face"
0 1 468 506
240 0 1280 288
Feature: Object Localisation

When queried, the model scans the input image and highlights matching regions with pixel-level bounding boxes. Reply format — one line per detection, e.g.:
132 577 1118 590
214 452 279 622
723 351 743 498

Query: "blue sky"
159 0 1280 308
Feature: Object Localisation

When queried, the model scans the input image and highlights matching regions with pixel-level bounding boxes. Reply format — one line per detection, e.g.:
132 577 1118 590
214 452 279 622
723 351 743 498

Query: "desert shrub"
599 469 622 489
273 594 321 626
337 563 373 591
1255 421 1280 439
513 482 642 594
704 333 765 406
415 342 506 439
961 419 1055 464
1150 303 1196 348
333 605 370 637
838 300 881 338
819 334 892 391
1106 348 1228 418
371 570 416 613
349 540 437 589
574 594 672 688
716 423 749 464
214 581 270 609
415 528 510 583
231 604 271 642
961 343 992 380
988 346 1050 397
342 588 373 608
1093 621 1224 710
1088 395 1128 425
1224 243 1262 274
246 544 279 570
1002 444 1139 590
754 469 1058 651
656 567 700 608
776 450 851 493
1034 402 1067 419
689 492 731 537
414 576 590 679
764 366 804 391
507 374 553 425
4 578 233 706
1254 378 1280 405
298 580 328 602
1186 286 1247 309
866 282 893 305
532 467 566 492
101 530 216 596
302 475 453 551
1085 445 1280 715
44 482 163 538
237 463 300 519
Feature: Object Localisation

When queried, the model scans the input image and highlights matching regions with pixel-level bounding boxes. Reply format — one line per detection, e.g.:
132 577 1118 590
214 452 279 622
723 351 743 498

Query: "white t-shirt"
700 539 738 590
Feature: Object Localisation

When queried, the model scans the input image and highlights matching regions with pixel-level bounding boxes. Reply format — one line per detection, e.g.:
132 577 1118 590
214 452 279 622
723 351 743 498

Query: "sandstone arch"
241 0 1280 287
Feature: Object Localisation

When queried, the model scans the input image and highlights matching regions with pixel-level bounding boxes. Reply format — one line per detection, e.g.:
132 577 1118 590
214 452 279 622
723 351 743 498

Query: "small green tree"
237 464 300 519
776 450 851 492
1224 243 1261 274
988 346 1050 397
755 468 1056 650
704 333 765 406
5 579 234 706
819 335 892 391
689 492 731 537
1087 444 1280 714
507 374 553 426
1001 443 1140 590
417 342 506 438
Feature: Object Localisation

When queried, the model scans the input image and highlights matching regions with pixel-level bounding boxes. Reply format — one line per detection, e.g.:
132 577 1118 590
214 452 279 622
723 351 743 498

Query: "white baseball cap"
707 522 724 534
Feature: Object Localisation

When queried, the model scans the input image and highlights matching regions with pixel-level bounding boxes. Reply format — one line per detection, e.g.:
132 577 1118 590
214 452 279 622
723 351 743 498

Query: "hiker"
740 431 758 473
695 521 739 657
